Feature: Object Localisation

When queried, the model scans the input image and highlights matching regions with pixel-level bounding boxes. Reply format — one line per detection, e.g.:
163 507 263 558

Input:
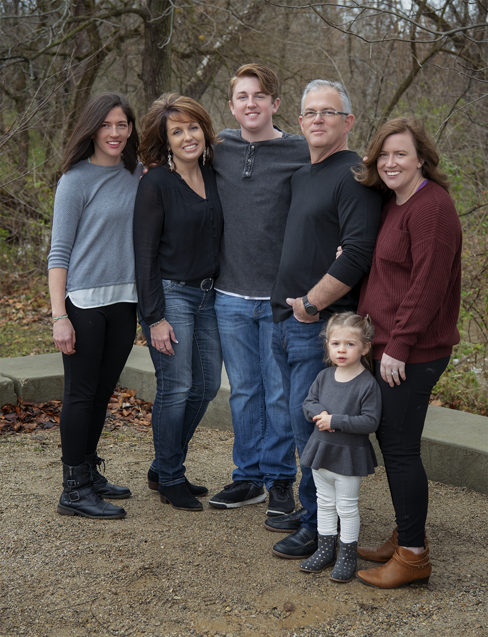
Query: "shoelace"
271 484 290 501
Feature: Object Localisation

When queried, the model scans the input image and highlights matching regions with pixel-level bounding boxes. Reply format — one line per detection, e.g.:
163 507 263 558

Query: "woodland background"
0 0 487 413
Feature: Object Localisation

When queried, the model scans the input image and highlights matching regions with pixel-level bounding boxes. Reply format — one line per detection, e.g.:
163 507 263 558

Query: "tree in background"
0 0 486 406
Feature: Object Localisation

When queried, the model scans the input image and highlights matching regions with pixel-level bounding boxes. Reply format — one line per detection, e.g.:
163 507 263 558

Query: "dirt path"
1 426 486 637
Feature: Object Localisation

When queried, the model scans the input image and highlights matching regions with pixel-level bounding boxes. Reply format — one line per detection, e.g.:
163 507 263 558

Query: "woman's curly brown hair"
138 93 220 168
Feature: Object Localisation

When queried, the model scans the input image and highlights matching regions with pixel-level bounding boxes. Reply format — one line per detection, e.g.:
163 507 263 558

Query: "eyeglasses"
301 109 349 120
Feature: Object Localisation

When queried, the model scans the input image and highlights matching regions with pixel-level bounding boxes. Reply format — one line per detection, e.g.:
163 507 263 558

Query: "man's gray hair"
301 80 352 116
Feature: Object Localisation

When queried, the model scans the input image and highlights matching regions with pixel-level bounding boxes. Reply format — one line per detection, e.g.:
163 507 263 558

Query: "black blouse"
133 163 223 325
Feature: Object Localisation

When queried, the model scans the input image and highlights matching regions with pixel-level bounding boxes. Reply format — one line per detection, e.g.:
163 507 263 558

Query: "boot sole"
208 494 266 509
356 573 430 588
159 495 203 511
300 559 336 573
57 505 126 519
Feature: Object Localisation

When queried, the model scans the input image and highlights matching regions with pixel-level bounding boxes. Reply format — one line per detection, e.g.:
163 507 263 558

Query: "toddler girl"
300 312 381 582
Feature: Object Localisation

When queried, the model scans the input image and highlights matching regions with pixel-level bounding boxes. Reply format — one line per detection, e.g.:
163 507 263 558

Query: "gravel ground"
0 425 487 637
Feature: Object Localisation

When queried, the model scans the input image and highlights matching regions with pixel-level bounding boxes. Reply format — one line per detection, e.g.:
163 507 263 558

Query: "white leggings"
312 468 362 543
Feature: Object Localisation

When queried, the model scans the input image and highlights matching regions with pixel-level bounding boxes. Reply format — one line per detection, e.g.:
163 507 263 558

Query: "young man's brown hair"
228 63 280 103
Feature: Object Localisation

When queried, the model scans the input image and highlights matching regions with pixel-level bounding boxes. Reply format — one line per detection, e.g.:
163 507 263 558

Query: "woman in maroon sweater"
355 117 462 588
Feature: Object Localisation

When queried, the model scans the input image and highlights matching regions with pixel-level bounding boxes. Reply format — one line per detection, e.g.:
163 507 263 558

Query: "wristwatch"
302 295 319 316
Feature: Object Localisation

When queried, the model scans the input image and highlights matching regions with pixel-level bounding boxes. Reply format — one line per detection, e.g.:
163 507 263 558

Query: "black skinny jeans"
60 298 136 466
375 356 450 547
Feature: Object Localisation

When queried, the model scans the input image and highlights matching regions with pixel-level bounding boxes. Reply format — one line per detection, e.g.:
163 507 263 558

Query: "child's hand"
313 411 335 432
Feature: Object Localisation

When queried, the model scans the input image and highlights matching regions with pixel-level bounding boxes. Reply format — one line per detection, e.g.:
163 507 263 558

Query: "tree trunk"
142 0 173 110
63 0 109 145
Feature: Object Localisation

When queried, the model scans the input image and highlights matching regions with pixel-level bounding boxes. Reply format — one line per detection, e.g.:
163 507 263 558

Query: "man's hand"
313 411 335 432
286 297 319 323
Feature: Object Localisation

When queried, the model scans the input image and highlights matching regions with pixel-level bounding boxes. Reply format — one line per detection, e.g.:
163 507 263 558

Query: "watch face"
303 296 318 315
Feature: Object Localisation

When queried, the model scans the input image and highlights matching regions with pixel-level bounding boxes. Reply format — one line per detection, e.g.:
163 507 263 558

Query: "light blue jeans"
214 292 296 489
142 281 222 486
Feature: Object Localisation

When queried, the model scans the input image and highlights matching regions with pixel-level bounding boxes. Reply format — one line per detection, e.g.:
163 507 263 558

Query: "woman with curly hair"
134 94 223 511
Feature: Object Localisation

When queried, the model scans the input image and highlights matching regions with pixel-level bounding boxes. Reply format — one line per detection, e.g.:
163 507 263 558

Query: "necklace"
396 173 424 205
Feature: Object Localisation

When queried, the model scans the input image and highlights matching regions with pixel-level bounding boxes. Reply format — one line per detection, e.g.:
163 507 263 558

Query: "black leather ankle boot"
86 453 131 499
58 462 127 519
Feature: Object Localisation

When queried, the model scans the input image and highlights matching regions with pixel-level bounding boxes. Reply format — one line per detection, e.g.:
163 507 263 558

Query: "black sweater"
133 163 223 325
271 150 382 322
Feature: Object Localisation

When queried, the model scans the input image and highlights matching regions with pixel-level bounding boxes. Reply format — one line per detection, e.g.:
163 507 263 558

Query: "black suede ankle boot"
158 481 203 511
86 453 131 499
58 462 127 519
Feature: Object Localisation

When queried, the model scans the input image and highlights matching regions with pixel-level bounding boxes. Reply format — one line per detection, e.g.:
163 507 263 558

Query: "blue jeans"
214 292 296 489
272 316 327 531
142 281 222 486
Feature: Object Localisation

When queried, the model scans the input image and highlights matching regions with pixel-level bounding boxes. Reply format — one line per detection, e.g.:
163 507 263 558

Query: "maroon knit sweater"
358 181 462 364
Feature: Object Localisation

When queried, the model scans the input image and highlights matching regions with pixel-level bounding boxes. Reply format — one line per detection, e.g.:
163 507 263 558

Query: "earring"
418 163 422 167
202 146 207 166
167 149 174 171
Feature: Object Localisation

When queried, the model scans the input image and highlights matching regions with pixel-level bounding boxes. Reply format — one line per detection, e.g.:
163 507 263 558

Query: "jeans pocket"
162 279 178 292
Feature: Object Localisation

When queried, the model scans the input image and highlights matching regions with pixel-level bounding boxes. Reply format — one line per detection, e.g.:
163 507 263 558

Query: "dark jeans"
375 356 450 547
272 316 327 531
60 298 137 466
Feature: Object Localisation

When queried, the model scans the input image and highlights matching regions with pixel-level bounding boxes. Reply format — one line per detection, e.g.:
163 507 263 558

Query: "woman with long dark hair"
134 93 223 512
48 93 142 519
353 117 462 587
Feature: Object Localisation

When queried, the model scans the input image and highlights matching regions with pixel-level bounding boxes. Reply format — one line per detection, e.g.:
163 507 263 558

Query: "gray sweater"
301 367 381 477
48 160 143 291
212 128 310 297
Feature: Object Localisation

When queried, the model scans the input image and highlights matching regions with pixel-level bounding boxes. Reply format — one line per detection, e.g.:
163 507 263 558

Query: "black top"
133 163 223 325
271 150 382 322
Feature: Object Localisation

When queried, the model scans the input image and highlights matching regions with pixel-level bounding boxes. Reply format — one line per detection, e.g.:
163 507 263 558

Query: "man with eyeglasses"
268 80 382 558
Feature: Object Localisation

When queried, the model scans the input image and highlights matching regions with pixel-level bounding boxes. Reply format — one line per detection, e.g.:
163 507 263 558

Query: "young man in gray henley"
208 63 310 515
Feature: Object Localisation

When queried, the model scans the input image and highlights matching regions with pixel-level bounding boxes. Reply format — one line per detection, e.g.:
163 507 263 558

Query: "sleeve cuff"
384 341 411 364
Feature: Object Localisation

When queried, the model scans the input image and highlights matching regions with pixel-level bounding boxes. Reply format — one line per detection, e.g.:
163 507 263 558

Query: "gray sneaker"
209 481 266 509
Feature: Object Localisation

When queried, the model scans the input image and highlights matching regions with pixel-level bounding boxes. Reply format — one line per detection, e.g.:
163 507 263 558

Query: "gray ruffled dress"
301 367 381 477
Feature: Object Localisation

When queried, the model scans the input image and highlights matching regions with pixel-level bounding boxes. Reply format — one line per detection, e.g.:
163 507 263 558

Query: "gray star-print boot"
300 534 337 572
330 540 358 582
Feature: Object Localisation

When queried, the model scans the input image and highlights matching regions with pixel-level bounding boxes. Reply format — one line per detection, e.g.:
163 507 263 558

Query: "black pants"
375 356 450 547
60 298 137 466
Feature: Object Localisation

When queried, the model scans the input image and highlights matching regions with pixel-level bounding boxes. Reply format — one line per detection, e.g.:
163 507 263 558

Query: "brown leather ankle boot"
356 546 431 589
358 527 398 562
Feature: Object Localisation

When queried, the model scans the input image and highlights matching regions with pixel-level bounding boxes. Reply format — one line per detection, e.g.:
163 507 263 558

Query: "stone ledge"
0 374 17 407
0 354 64 403
1 347 487 494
